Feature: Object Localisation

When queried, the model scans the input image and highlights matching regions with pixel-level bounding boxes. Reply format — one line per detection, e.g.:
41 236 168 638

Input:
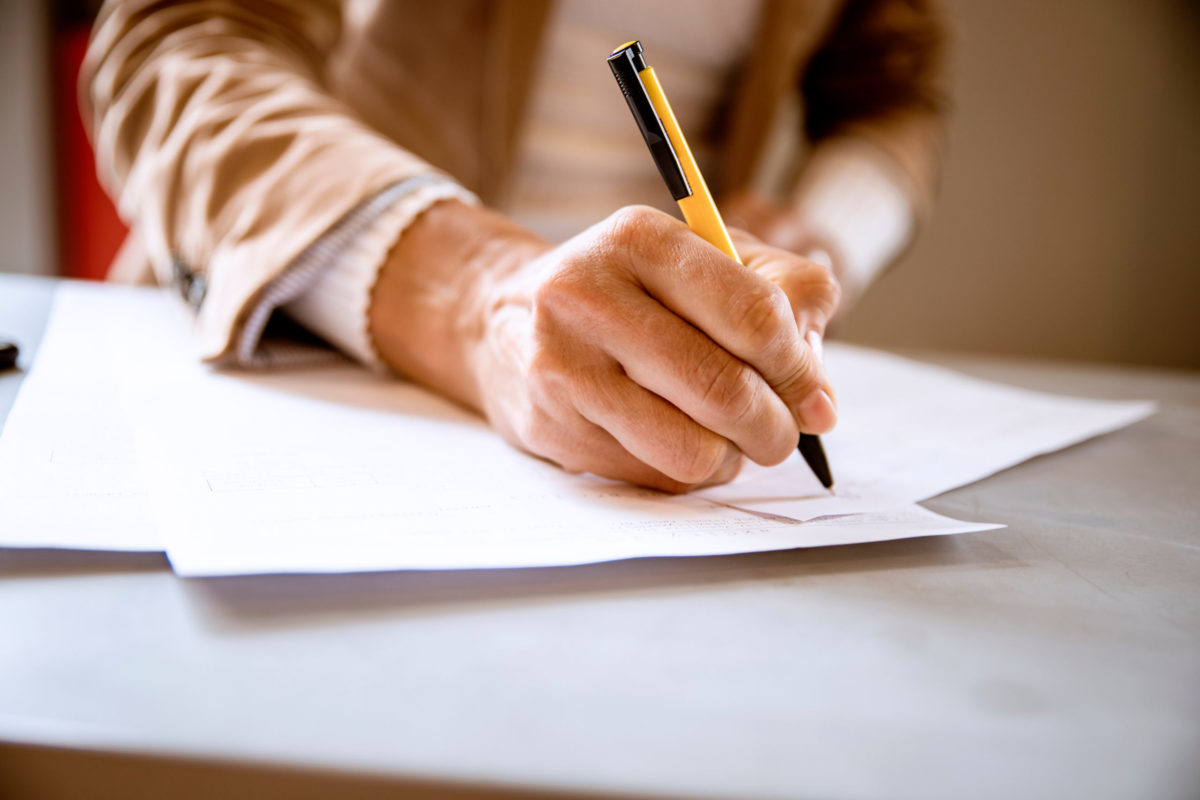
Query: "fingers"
522 393 743 493
735 234 842 338
569 367 744 487
486 204 842 493
507 319 746 490
735 234 841 428
607 207 838 434
591 291 800 466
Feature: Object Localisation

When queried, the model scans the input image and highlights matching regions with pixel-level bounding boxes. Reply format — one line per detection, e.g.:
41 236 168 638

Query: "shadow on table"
0 533 1026 634
180 532 1025 631
0 548 169 578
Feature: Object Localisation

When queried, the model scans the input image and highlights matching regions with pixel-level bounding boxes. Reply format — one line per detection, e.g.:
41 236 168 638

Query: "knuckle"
604 205 665 246
806 268 842 320
532 268 580 319
532 262 613 328
777 346 822 400
697 352 760 423
789 260 842 323
822 279 842 318
731 284 793 357
699 452 744 488
670 440 729 485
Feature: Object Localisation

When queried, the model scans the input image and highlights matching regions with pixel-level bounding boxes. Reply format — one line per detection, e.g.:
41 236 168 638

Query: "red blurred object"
54 25 127 280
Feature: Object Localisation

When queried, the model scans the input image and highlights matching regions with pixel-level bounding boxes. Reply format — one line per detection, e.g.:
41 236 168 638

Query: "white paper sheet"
698 347 1156 519
0 285 1152 573
95 286 1138 575
0 283 160 550
118 360 1001 576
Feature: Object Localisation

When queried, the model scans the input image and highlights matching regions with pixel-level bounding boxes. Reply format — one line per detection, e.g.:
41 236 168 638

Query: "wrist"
368 200 547 410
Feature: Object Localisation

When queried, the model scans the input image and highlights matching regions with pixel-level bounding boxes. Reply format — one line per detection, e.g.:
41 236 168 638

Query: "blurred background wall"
839 0 1200 369
2 0 1197 368
0 0 54 278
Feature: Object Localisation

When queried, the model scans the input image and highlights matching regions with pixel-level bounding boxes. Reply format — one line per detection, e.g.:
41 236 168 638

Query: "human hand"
370 201 839 493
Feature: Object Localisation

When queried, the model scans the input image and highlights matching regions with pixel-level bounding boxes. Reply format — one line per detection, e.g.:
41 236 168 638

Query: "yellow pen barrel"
676 194 740 265
638 66 741 265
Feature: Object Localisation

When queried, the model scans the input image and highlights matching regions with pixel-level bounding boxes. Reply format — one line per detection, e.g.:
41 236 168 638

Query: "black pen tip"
798 434 833 489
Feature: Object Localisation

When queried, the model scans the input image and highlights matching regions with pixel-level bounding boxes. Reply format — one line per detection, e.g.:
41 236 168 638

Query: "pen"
607 40 834 490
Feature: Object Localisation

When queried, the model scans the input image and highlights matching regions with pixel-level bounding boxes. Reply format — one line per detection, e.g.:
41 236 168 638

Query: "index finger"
618 211 837 434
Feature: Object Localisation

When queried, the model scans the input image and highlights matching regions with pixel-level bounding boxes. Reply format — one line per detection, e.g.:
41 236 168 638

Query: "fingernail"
798 389 837 434
805 248 833 269
806 330 824 364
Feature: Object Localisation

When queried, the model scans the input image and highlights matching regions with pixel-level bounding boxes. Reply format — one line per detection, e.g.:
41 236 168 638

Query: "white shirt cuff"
792 139 915 300
282 181 478 370
232 175 477 369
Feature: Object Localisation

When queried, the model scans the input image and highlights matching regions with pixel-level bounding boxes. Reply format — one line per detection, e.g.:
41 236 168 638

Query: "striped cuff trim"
234 175 477 369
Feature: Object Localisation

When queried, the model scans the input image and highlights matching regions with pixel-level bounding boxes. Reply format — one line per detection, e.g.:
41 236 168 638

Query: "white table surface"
2 275 1198 799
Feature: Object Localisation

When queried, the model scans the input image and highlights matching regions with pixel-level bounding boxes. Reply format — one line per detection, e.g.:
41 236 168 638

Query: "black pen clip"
607 41 691 201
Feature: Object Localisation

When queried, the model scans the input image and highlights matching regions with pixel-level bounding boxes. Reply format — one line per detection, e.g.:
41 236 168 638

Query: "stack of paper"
0 284 1154 576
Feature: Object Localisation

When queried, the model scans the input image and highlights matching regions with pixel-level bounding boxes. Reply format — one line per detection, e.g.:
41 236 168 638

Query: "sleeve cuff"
791 138 916 300
232 175 477 369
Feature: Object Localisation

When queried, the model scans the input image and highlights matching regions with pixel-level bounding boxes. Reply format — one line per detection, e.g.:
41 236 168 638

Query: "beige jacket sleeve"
800 0 951 218
793 0 951 298
81 0 445 362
